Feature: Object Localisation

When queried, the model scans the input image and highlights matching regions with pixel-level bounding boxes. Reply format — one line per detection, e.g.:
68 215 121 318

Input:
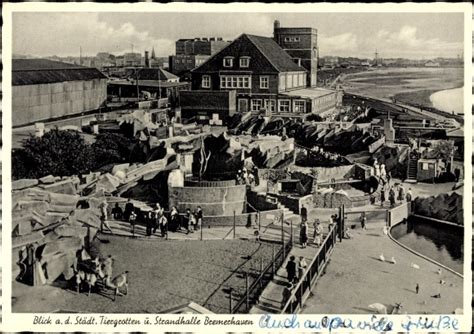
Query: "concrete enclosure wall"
13 78 107 127
168 184 246 216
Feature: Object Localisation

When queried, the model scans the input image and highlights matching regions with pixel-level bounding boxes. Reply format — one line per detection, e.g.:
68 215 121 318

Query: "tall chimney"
145 51 150 68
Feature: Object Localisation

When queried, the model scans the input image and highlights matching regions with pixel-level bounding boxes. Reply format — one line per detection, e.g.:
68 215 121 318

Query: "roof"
282 87 336 99
245 34 306 72
12 59 107 86
193 34 306 74
107 79 189 89
127 67 178 81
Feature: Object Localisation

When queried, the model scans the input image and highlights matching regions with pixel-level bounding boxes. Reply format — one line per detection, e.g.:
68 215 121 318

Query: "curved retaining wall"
388 206 463 278
168 184 246 216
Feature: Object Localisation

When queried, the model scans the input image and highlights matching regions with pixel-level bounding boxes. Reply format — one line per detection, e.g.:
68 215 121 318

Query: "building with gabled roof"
190 32 338 121
12 58 107 127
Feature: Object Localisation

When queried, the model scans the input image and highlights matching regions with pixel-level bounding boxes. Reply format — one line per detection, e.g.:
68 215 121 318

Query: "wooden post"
290 219 293 245
229 288 233 313
281 211 285 258
233 210 236 239
308 267 313 292
245 272 249 311
259 257 264 288
272 244 276 275
299 282 304 308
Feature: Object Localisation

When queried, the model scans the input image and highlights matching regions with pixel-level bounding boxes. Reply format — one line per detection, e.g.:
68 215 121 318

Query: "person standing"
124 199 134 222
111 203 123 220
406 188 413 203
388 187 396 207
387 171 392 186
298 256 308 281
415 283 420 294
184 208 192 234
300 205 308 224
195 206 203 230
286 256 297 284
99 200 113 233
129 210 137 234
170 206 180 232
313 220 323 246
159 214 168 239
397 184 405 202
380 187 386 207
360 212 367 230
299 221 308 248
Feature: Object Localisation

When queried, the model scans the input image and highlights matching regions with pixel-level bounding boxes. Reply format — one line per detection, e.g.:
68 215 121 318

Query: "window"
251 99 263 111
292 74 298 88
284 37 301 42
202 75 211 88
240 57 250 68
279 75 286 91
299 73 305 86
286 75 293 89
220 75 251 89
264 99 276 112
294 100 306 113
422 163 429 170
278 100 290 113
260 76 269 89
223 57 233 67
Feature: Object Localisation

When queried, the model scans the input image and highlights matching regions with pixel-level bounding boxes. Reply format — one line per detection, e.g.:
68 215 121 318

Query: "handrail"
281 225 337 313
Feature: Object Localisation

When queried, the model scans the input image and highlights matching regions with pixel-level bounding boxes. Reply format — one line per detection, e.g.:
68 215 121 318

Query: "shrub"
12 129 95 179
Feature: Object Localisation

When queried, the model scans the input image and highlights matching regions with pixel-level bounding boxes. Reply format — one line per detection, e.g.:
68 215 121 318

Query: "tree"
12 129 95 179
91 133 133 168
429 141 455 162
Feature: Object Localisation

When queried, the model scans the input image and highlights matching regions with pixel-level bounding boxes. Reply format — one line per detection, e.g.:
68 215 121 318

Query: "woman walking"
299 221 308 248
313 220 323 246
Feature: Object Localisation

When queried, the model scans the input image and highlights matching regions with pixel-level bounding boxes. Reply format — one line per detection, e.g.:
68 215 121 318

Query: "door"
238 99 248 113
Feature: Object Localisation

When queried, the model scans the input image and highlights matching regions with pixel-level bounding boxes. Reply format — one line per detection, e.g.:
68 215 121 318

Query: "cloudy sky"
12 12 464 59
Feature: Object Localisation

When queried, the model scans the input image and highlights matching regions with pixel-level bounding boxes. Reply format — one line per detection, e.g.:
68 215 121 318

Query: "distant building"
12 59 107 127
273 20 318 87
169 37 230 76
123 52 142 67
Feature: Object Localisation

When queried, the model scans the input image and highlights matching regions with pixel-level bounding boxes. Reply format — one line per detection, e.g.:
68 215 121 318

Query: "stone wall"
289 164 354 183
168 184 246 216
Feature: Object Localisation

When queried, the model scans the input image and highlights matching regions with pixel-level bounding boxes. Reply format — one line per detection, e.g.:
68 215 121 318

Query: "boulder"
112 163 130 175
40 180 77 195
12 179 39 190
39 175 58 184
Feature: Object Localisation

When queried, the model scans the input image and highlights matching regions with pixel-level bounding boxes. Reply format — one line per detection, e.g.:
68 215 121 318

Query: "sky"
12 12 465 59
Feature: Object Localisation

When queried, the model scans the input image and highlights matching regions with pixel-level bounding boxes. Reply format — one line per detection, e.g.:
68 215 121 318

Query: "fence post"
290 220 293 244
245 272 249 311
258 211 261 231
272 244 276 276
281 211 285 259
308 267 313 292
259 258 264 288
229 287 233 313
233 210 236 239
299 282 304 308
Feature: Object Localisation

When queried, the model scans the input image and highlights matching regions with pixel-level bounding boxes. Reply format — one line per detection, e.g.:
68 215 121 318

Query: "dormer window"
240 57 250 68
223 57 234 67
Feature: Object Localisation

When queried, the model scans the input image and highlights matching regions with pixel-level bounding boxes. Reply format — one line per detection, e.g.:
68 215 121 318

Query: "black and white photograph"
1 2 471 332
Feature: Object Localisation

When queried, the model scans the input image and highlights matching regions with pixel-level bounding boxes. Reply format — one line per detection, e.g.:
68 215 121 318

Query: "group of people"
378 184 413 207
236 167 259 186
298 206 340 248
108 199 204 238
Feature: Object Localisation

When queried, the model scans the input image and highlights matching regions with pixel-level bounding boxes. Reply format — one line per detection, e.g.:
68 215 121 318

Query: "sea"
429 87 464 115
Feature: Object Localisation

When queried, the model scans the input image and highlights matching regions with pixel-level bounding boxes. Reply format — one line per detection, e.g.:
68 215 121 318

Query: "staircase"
405 150 418 183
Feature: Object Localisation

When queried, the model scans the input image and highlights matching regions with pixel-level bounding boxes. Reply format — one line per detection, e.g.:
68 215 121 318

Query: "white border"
2 2 472 332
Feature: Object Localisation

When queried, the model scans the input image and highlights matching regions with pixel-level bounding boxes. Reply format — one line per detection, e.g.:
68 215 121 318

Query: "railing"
230 239 293 314
281 225 338 314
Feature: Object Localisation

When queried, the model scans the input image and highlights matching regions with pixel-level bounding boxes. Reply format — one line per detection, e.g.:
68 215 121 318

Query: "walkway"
249 209 336 313
300 221 463 314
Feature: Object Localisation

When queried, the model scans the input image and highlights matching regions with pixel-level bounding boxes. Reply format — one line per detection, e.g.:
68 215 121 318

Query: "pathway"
300 221 463 314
